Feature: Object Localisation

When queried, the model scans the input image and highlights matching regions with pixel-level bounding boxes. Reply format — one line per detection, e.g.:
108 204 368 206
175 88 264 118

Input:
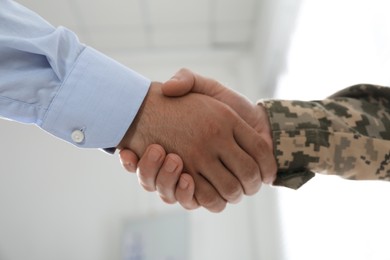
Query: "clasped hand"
118 69 277 212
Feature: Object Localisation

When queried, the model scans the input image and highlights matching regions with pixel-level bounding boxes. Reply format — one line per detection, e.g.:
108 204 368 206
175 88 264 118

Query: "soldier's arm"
262 84 390 189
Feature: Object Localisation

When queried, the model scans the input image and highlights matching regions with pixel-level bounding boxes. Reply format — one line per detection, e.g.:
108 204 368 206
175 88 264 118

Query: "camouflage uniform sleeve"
261 84 390 189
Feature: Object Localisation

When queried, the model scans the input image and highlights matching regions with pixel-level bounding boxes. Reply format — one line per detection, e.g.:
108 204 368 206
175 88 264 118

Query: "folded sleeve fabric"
262 84 390 189
0 0 150 149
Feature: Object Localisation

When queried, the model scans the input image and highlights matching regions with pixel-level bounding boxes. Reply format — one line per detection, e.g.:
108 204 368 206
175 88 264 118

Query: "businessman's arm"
1 1 264 212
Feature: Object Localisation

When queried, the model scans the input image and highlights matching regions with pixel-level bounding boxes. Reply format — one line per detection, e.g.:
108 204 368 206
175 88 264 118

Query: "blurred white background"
1 0 390 259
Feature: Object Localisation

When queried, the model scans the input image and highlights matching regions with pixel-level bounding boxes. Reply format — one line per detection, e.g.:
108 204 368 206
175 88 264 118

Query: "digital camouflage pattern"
261 84 390 189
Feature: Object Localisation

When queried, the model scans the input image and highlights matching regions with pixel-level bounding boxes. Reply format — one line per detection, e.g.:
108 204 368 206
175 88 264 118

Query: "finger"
192 173 227 213
119 149 139 173
247 133 277 185
255 105 278 184
198 159 243 204
219 140 261 197
233 119 276 190
155 154 183 204
162 68 222 98
175 174 199 210
256 133 278 185
163 68 226 99
137 144 166 192
162 68 195 97
162 69 256 124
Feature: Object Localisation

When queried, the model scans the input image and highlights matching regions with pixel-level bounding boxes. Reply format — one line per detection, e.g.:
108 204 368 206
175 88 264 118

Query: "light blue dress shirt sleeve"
0 0 151 149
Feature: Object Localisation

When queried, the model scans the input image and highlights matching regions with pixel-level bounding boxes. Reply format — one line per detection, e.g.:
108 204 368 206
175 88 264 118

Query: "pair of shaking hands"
117 68 277 212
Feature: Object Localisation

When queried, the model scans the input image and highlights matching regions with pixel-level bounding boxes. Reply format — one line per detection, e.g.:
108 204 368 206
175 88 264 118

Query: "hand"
120 70 277 211
162 68 276 183
118 82 263 212
119 145 199 210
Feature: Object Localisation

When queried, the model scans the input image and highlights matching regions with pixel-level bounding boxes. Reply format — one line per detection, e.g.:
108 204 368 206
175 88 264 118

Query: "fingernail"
127 162 136 172
179 178 189 189
125 161 134 168
148 148 161 162
165 158 178 173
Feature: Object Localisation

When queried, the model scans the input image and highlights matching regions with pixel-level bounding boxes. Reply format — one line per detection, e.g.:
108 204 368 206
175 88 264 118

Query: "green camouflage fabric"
261 84 390 189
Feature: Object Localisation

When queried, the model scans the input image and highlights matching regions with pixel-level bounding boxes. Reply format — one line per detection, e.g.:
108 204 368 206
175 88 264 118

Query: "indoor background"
1 0 390 259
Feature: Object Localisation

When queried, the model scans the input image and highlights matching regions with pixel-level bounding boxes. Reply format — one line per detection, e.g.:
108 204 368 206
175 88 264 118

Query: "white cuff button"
71 130 85 143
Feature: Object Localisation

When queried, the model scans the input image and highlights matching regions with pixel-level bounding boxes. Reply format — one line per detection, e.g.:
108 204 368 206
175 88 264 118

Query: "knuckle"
253 138 272 162
138 168 155 181
155 174 170 188
197 193 216 207
197 192 224 212
245 182 262 196
205 120 222 137
222 182 243 202
202 111 232 139
180 200 200 211
209 202 227 213
159 194 176 205
140 181 156 192
156 184 175 202
253 138 266 155
242 161 261 182
232 159 261 196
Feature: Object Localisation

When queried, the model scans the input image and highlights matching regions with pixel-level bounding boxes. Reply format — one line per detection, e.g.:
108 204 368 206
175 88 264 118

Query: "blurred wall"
0 51 283 260
0 0 301 259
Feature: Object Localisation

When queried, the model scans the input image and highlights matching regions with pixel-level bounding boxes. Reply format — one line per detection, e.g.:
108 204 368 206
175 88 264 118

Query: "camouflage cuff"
259 100 328 189
261 84 390 188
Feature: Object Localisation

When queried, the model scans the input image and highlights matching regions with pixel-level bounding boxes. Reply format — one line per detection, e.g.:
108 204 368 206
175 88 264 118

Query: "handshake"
117 68 277 212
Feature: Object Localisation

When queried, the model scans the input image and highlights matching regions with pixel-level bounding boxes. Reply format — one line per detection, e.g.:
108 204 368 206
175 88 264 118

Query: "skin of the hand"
118 82 263 212
120 144 198 210
161 68 276 183
119 70 277 211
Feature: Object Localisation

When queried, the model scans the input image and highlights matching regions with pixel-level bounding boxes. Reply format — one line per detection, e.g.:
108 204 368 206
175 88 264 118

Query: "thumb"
162 68 224 97
119 149 139 173
162 68 256 125
162 68 196 97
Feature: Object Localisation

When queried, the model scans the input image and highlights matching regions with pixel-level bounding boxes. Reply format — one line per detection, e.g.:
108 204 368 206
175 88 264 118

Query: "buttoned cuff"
41 47 150 149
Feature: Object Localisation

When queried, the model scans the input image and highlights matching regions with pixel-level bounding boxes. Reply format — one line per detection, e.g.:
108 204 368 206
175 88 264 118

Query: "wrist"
255 103 277 184
117 83 154 152
255 103 273 146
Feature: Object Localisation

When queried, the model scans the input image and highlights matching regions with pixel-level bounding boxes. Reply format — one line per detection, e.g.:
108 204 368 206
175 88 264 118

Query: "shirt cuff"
41 47 151 149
